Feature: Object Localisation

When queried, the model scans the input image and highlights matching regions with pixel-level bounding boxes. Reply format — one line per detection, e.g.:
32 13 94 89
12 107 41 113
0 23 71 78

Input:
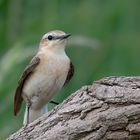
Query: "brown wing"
14 57 40 116
64 62 74 86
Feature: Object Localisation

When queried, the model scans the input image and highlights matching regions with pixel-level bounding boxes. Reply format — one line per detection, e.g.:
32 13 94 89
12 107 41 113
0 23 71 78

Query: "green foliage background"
0 0 140 139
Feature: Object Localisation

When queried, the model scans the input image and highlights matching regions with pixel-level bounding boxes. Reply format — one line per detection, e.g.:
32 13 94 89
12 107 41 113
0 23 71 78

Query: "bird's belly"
22 59 69 110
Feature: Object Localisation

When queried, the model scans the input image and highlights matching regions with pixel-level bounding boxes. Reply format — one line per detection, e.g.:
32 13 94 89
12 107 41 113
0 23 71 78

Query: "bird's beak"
61 33 71 39
55 33 71 40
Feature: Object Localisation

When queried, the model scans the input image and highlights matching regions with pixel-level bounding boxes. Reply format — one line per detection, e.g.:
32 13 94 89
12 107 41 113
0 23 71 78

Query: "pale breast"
23 51 70 109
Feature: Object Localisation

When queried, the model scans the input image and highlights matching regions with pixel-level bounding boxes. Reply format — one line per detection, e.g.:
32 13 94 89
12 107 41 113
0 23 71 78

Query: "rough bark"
8 76 140 140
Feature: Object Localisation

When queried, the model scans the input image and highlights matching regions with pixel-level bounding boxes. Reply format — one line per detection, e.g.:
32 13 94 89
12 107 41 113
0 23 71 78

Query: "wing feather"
64 62 74 86
14 57 40 116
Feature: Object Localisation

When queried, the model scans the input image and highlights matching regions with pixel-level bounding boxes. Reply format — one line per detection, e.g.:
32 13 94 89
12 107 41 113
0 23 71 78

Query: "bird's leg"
27 103 30 125
24 99 31 127
50 100 59 105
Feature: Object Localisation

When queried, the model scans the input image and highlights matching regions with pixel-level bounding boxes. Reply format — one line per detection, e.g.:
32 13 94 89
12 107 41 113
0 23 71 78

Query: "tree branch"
8 76 140 140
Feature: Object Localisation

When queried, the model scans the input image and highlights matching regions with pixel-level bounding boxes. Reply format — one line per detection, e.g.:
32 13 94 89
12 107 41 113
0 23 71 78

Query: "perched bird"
14 30 74 126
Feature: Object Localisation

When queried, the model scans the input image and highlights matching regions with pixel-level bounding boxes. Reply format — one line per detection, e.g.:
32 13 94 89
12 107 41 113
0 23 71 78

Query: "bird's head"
39 30 71 51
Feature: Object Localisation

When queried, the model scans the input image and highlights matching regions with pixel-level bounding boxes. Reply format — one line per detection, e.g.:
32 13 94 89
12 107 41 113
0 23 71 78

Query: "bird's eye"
48 35 53 40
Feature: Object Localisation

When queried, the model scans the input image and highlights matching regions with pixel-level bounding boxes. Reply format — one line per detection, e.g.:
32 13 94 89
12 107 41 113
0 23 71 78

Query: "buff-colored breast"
22 50 70 110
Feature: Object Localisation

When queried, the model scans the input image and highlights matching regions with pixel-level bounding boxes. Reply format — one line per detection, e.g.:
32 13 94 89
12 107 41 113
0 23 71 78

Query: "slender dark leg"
27 104 30 125
25 100 31 127
50 100 59 105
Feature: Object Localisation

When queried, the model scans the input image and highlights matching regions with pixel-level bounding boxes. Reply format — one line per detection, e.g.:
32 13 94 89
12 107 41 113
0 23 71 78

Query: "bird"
14 30 74 126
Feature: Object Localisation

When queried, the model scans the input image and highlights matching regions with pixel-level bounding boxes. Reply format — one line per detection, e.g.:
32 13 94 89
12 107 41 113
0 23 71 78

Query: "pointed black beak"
61 33 71 39
54 33 71 40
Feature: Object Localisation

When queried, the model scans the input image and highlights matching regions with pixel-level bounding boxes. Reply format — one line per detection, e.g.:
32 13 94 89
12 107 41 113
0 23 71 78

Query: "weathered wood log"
8 76 140 140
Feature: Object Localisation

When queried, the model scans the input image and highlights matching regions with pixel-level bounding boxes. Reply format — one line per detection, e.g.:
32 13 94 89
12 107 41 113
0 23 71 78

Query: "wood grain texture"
9 76 140 140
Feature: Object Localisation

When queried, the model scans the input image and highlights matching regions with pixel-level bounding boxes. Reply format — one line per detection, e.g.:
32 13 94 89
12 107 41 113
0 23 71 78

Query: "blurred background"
0 0 140 139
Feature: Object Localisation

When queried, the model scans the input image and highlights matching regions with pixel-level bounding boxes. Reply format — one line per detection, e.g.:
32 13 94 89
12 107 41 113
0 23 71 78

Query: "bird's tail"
23 105 48 125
